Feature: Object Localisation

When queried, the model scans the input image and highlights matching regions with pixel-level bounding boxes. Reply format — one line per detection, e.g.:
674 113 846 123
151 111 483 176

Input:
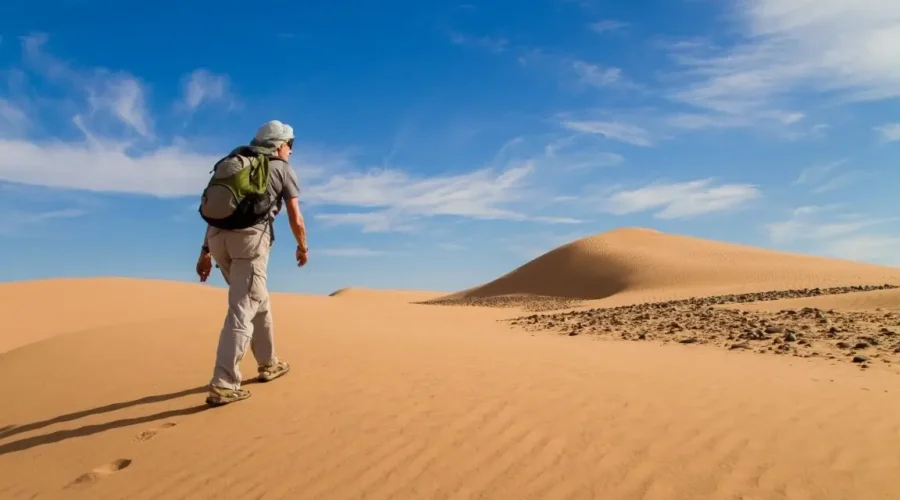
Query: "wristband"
201 245 210 254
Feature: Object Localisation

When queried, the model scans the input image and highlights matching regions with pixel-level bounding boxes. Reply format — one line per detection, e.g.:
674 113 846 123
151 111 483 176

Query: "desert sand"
3 227 900 499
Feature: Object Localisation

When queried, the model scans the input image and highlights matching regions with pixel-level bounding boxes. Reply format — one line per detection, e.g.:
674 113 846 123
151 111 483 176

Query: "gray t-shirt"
253 157 300 230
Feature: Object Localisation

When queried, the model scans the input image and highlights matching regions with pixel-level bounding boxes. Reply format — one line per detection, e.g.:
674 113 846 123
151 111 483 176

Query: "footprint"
68 459 132 487
135 421 177 442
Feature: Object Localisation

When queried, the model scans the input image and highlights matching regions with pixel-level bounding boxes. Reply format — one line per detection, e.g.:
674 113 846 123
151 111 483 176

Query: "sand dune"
5 229 900 499
433 227 900 305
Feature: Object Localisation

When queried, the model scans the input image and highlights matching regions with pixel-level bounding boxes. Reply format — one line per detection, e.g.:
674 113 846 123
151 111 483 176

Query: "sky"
0 0 899 295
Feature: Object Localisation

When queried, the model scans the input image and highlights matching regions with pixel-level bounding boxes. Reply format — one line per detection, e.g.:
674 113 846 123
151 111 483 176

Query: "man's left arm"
196 225 213 282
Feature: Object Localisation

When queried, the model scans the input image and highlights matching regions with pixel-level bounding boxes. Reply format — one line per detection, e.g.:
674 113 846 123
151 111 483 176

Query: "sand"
3 227 900 499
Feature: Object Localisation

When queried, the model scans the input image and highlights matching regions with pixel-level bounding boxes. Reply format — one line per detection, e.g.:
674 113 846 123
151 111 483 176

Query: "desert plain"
3 227 900 499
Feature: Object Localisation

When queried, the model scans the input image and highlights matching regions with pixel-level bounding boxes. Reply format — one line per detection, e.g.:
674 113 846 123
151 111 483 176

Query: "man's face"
278 139 293 159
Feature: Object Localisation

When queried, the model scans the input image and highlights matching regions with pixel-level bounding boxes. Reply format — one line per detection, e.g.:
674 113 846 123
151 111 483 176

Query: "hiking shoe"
258 360 290 382
205 385 251 406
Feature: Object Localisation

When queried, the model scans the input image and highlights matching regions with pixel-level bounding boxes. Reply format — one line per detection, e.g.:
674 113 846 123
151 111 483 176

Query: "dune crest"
434 227 900 302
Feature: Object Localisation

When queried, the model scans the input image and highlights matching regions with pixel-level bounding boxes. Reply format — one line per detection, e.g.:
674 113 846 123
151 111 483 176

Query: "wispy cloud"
666 0 900 124
569 60 637 90
309 161 580 232
180 69 234 112
589 20 628 34
561 120 653 147
85 73 153 138
0 207 86 237
874 123 900 143
0 138 220 196
20 33 154 139
447 30 508 54
793 159 863 194
794 160 843 185
825 235 900 266
604 178 761 219
0 98 28 135
764 205 900 265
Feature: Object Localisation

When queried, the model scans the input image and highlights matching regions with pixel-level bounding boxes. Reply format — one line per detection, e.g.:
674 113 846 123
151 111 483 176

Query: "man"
195 119 309 406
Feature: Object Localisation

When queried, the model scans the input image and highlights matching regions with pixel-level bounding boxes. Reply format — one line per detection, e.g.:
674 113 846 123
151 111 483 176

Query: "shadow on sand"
0 379 260 456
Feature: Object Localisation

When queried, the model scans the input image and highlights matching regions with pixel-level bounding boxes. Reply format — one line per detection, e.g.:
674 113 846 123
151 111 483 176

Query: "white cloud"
605 178 761 218
0 98 28 129
561 120 652 147
181 69 233 112
309 162 581 231
316 211 415 233
794 160 843 185
765 206 900 266
792 159 863 194
590 20 627 34
0 138 219 196
17 33 153 139
541 134 623 169
85 73 153 138
825 235 900 266
874 123 900 142
0 207 86 237
570 61 625 88
667 0 900 119
447 31 508 54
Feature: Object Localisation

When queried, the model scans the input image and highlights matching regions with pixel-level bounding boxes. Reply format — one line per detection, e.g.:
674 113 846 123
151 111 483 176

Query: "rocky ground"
505 284 900 370
418 295 586 312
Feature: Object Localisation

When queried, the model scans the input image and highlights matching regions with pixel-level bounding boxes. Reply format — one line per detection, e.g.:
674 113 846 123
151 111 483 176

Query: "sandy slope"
434 228 900 306
0 278 226 354
2 276 900 500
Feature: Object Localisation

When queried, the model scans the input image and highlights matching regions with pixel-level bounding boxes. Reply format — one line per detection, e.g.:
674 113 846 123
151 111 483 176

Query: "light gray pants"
206 225 277 390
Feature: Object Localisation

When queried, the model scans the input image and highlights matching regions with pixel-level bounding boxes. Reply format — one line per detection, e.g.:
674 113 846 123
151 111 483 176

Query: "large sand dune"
4 229 900 499
434 227 900 305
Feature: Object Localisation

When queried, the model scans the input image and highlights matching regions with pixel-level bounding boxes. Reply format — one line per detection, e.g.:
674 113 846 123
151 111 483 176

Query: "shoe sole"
205 392 251 407
259 364 290 383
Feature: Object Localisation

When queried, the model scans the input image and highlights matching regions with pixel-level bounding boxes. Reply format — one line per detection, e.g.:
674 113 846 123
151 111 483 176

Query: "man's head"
251 119 295 160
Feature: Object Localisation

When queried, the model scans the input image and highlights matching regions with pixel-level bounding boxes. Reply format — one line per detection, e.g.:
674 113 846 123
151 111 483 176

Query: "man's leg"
208 227 271 392
246 232 290 382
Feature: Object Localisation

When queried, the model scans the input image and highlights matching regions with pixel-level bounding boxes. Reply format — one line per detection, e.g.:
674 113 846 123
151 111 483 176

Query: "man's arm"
200 225 210 254
285 197 308 251
281 164 307 251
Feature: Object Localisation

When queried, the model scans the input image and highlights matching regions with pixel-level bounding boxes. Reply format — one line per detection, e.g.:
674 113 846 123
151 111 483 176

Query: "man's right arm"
281 165 307 251
285 197 308 251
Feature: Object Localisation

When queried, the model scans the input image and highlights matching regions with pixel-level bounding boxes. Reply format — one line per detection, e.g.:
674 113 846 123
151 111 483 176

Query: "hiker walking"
195 119 309 406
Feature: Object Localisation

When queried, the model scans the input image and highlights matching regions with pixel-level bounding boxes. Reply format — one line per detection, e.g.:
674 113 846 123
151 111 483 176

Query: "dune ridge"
429 227 900 307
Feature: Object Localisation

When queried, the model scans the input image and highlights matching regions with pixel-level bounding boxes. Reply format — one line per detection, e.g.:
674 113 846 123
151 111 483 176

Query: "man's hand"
296 246 308 267
196 251 213 282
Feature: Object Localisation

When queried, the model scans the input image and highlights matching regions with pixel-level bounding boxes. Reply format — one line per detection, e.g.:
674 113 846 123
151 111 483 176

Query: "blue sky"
1 0 899 295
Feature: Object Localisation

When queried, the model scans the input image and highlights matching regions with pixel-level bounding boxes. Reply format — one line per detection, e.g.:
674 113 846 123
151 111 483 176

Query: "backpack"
199 146 276 230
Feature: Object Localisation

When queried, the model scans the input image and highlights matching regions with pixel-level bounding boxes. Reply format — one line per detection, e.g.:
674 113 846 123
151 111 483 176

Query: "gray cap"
252 119 294 146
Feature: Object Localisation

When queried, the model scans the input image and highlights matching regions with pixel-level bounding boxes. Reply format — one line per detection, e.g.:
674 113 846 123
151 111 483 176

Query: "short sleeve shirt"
252 157 300 230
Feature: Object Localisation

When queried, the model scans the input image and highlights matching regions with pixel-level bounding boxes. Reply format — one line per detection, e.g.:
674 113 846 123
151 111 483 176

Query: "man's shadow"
0 379 261 456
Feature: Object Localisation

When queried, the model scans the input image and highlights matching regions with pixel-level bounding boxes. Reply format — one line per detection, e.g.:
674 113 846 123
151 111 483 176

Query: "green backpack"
199 146 275 230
